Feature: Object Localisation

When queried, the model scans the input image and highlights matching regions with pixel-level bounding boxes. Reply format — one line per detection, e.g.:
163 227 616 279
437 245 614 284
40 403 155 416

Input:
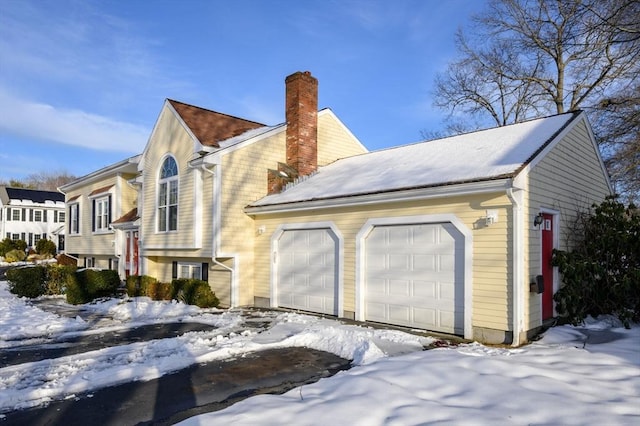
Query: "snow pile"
182 321 640 425
1 280 639 425
0 281 87 345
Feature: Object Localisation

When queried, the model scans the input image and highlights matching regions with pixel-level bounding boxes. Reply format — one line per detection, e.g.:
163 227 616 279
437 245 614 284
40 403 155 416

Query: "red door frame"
541 213 555 320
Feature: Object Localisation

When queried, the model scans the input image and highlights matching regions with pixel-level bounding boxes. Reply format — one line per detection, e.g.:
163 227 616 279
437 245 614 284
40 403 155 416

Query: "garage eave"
246 179 512 215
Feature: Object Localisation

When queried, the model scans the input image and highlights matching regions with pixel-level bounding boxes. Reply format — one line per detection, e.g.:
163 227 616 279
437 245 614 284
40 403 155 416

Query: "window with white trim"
179 263 202 280
93 196 110 233
70 203 80 234
158 156 178 232
11 209 20 221
58 211 66 223
34 210 42 222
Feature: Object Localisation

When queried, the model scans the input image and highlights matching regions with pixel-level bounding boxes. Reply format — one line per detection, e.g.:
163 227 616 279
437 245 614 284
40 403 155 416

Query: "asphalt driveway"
0 298 352 425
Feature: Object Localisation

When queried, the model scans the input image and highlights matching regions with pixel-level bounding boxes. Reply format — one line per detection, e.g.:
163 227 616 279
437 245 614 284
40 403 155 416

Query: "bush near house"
4 249 26 263
125 275 158 297
0 238 27 257
6 266 46 298
125 275 219 308
36 239 57 256
553 196 640 327
46 264 77 295
66 269 120 305
171 278 219 308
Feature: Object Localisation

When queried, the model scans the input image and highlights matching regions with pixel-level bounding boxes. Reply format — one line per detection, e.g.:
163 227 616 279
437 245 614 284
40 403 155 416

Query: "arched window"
158 156 178 232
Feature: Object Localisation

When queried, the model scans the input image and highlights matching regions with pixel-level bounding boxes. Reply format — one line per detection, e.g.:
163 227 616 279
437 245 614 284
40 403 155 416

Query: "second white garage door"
365 222 464 334
277 228 338 315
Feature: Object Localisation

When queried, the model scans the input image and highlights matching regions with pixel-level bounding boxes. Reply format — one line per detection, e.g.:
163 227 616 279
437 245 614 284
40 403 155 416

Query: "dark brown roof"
112 208 138 224
89 184 114 196
168 99 265 147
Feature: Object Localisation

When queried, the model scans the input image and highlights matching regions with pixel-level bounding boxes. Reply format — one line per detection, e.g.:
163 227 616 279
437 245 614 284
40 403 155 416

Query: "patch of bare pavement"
2 347 351 426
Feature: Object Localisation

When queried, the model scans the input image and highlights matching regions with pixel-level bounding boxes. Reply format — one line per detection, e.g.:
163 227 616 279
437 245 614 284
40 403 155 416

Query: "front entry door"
541 213 554 319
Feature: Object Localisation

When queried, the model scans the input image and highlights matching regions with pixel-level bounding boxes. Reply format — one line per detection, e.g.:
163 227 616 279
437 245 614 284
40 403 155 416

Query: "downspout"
201 163 237 307
506 185 524 347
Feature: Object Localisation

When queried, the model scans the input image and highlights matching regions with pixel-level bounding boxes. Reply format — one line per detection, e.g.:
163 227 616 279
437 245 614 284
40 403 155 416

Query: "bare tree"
1 170 76 191
433 0 640 199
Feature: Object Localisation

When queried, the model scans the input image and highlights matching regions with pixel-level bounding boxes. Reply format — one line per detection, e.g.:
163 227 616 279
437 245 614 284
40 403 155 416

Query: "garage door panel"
277 229 338 316
413 307 436 327
365 222 464 335
414 280 436 298
388 304 411 323
389 279 410 296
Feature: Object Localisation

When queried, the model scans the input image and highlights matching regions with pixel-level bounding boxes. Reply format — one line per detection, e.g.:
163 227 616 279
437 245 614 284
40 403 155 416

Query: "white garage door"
365 222 464 334
277 229 338 315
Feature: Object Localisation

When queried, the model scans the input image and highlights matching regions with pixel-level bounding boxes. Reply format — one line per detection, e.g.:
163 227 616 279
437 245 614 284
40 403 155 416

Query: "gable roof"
2 186 65 204
168 99 265 148
249 111 582 208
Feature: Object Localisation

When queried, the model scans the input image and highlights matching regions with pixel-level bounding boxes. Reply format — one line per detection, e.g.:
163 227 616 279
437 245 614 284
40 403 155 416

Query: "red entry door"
541 213 554 319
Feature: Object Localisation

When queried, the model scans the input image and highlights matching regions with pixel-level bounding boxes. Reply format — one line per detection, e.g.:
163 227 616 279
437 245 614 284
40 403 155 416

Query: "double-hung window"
93 196 111 233
179 263 202 280
34 210 42 222
69 203 80 234
158 156 178 232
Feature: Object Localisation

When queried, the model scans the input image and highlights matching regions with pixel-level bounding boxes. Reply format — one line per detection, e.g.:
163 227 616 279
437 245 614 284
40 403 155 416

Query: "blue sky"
0 0 486 183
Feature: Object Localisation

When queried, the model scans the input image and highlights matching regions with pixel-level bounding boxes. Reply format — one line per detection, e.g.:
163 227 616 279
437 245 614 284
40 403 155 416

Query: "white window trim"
157 154 179 233
69 202 81 235
177 262 202 280
92 195 111 234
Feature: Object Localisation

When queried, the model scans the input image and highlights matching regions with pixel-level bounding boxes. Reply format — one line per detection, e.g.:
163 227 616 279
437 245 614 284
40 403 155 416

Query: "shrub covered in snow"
553 196 640 327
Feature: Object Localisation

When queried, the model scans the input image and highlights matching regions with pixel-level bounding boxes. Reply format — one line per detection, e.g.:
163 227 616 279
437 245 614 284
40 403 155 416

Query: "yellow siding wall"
65 173 137 258
218 112 367 306
250 193 513 332
524 119 611 329
317 111 368 165
141 107 201 251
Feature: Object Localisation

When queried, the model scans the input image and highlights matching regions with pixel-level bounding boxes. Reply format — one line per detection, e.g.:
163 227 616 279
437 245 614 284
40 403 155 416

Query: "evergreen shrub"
553 196 640 327
4 249 26 263
36 239 57 256
6 266 46 298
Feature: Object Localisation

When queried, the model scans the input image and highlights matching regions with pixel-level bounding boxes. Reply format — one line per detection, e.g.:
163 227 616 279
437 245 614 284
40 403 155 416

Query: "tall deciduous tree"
433 0 640 200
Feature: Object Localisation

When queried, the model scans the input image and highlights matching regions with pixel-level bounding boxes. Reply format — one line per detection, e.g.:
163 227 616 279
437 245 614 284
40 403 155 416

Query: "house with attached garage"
0 186 66 252
61 71 612 345
245 106 612 346
59 71 367 307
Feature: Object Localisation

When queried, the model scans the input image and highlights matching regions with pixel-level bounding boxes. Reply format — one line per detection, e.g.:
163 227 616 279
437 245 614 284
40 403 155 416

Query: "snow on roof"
251 112 579 207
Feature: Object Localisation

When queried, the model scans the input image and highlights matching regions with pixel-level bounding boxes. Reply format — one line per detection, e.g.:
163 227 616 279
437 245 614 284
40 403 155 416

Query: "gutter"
506 184 524 347
246 179 512 215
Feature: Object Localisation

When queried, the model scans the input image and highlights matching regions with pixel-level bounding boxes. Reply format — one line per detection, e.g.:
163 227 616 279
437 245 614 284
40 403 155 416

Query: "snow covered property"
58 71 612 345
0 281 638 424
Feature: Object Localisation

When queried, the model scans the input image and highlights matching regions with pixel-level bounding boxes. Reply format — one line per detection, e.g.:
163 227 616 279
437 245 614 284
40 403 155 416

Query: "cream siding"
141 107 202 252
524 119 611 330
317 111 367 165
65 174 136 258
250 193 513 333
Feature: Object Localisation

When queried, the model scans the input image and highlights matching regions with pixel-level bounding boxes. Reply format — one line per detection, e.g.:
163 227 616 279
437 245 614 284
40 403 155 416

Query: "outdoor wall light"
534 213 544 227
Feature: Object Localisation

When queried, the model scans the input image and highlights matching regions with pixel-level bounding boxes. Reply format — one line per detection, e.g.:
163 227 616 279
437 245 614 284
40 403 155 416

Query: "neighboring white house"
0 186 66 252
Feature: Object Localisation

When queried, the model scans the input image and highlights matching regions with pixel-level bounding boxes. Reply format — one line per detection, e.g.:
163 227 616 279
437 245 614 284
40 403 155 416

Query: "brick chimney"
285 71 318 177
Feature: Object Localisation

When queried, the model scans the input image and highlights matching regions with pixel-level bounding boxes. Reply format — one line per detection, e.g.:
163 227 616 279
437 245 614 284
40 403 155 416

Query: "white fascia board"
245 179 511 215
59 155 141 192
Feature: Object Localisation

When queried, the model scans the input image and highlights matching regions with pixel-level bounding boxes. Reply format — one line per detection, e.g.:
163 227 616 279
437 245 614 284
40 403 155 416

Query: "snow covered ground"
1 280 639 425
